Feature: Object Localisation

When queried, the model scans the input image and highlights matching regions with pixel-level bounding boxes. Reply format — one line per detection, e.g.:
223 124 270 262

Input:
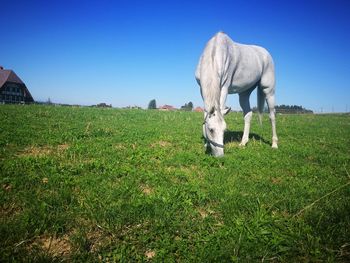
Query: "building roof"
0 69 25 88
0 68 34 101
194 106 204 112
159 104 176 110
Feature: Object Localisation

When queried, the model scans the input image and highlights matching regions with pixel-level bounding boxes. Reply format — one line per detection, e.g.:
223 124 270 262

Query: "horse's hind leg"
260 60 278 149
239 87 254 146
263 89 278 148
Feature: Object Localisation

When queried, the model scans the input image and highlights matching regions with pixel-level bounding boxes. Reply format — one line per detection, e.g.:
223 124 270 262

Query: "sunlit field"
1 105 349 262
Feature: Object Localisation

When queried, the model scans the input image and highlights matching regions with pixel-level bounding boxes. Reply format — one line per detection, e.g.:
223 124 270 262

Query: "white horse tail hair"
257 86 266 125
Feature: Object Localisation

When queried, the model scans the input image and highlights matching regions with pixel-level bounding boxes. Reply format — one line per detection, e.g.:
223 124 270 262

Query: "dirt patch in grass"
29 234 72 258
18 146 52 157
17 144 69 157
197 207 217 219
57 144 69 151
0 202 22 219
69 218 114 253
2 183 12 192
196 206 224 226
340 243 350 261
42 178 49 184
271 209 291 220
197 208 209 219
140 184 154 196
225 141 240 148
85 227 112 253
145 250 156 259
114 143 126 150
150 140 172 148
271 177 283 184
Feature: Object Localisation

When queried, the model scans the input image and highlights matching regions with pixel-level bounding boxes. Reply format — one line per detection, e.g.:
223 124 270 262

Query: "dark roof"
159 105 176 110
0 69 25 88
0 68 34 102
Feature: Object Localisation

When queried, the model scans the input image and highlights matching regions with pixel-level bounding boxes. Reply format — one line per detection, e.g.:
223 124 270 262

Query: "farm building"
159 105 176 111
0 66 34 104
194 106 204 112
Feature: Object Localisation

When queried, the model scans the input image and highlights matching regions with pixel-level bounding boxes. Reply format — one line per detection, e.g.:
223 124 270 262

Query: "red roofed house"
0 66 34 104
194 106 204 112
159 105 176 111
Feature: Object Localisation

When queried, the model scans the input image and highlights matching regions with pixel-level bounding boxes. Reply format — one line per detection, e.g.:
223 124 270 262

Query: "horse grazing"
195 32 278 157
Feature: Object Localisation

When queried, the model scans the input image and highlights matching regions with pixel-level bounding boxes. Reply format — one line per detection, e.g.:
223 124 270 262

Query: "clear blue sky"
1 0 350 112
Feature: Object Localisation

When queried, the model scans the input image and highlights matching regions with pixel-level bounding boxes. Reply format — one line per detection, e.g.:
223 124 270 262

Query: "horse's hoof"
239 139 248 147
272 143 278 149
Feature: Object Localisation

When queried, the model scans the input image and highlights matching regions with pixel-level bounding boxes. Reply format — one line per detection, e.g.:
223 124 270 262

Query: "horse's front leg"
220 86 228 112
239 88 254 146
220 86 231 115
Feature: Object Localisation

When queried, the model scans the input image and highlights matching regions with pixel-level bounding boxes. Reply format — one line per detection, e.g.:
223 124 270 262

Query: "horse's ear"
222 107 231 116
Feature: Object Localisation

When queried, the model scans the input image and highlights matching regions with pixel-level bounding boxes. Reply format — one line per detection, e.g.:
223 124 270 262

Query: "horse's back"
196 32 275 94
195 32 234 82
229 43 274 92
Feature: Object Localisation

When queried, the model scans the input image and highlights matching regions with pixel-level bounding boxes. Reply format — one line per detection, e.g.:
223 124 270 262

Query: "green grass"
1 104 350 262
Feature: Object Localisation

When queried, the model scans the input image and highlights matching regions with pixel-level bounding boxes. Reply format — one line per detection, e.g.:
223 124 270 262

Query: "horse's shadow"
224 130 270 145
202 130 270 152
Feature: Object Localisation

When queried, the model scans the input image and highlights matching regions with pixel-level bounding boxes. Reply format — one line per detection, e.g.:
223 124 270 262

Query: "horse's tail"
257 86 266 125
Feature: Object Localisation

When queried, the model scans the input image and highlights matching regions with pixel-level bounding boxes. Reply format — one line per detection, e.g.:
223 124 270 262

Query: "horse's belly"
228 85 242 94
227 51 263 94
228 78 259 94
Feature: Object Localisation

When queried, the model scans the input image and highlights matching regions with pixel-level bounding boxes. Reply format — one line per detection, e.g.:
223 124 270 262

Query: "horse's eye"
209 128 214 134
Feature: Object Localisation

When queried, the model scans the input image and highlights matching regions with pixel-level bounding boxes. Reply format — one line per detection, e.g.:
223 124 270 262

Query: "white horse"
195 32 278 157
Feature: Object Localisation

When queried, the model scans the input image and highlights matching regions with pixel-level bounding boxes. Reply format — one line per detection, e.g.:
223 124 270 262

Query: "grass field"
1 104 350 262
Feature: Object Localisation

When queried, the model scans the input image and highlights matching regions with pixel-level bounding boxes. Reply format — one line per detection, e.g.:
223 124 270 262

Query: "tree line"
149 99 314 114
252 104 314 114
275 105 313 114
148 99 194 111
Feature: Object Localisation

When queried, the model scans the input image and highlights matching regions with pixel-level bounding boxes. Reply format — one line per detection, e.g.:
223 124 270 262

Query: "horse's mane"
198 32 229 112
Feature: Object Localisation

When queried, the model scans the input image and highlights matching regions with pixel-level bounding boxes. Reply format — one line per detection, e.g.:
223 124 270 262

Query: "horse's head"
203 107 230 157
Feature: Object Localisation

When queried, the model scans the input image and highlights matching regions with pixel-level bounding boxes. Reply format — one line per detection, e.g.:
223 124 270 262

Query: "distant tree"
97 103 112 108
125 105 142 109
188 101 193 110
181 101 193 111
46 97 52 105
148 99 157 109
